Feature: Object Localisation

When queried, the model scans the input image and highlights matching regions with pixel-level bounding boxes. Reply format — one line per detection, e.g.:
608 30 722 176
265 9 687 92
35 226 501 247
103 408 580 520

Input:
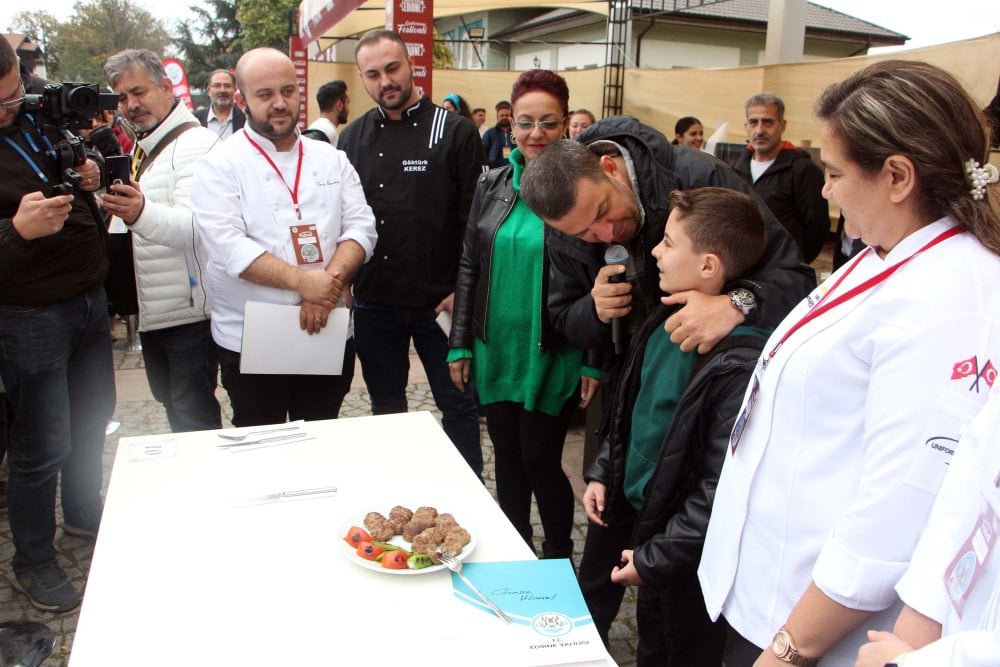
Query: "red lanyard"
245 133 304 219
764 225 964 367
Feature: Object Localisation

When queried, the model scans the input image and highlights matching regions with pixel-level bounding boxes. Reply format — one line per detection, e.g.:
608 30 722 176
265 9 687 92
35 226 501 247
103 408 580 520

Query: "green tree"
8 10 62 75
53 0 170 83
236 0 297 51
174 0 243 89
433 28 454 69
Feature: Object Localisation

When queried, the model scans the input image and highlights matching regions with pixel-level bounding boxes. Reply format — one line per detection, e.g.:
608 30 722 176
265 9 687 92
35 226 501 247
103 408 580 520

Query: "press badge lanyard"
3 116 57 184
245 133 303 220
763 225 964 368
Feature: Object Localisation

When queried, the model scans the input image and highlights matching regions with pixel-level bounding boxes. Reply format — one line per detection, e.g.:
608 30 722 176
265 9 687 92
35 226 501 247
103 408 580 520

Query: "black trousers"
216 339 355 426
578 504 637 644
636 572 727 666
725 628 765 667
483 398 577 558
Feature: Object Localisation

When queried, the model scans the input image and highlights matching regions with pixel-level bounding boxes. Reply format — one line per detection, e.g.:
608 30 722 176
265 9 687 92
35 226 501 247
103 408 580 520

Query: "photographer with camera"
0 39 116 612
99 49 222 434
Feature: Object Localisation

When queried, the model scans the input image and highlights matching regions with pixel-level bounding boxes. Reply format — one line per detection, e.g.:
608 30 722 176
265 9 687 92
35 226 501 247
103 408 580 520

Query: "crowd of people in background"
2 25 1000 667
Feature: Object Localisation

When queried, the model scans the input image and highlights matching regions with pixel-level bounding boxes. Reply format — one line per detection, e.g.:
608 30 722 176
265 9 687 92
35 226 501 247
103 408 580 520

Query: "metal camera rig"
22 82 120 195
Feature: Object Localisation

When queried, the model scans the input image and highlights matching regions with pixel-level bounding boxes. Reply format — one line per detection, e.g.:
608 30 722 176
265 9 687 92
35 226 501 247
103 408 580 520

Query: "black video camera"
23 82 120 131
22 82 120 195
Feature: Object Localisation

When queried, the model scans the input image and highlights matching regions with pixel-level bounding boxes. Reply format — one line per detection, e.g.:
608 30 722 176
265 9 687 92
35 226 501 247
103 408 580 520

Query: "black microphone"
90 125 123 158
604 244 630 356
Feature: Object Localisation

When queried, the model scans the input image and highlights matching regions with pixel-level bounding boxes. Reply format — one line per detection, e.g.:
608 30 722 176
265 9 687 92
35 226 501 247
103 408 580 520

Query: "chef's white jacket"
699 218 1000 666
888 382 1000 665
191 127 377 352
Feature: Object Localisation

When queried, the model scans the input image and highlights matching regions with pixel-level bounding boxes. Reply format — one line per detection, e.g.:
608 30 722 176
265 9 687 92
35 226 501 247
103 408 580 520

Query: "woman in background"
568 108 596 139
442 93 472 120
673 116 704 149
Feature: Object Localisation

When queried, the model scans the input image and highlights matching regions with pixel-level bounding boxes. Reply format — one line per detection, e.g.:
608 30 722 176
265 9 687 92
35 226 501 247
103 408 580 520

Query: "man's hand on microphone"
662 291 743 354
592 264 632 324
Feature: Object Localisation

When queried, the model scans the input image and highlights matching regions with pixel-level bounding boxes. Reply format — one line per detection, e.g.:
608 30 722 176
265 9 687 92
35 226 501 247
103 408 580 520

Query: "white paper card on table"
128 438 178 462
449 559 610 665
240 302 348 375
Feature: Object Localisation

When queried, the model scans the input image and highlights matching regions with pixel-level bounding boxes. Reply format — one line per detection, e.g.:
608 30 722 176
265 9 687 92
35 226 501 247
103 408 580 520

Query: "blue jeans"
353 297 482 476
0 288 115 572
140 320 221 432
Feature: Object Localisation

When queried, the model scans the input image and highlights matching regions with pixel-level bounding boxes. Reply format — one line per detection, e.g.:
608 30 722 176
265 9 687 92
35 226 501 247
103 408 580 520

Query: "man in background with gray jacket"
101 49 222 432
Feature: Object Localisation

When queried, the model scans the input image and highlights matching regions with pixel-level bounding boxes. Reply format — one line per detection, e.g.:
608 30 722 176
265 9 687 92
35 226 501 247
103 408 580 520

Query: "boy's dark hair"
472 107 486 115
316 80 347 112
669 187 766 282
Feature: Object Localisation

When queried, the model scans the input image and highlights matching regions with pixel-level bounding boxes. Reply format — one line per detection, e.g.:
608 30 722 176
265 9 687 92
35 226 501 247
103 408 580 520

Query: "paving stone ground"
0 333 638 666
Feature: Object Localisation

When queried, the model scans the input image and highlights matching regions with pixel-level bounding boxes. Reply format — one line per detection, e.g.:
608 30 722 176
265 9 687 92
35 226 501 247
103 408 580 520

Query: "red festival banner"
386 0 433 101
162 58 194 110
289 35 309 129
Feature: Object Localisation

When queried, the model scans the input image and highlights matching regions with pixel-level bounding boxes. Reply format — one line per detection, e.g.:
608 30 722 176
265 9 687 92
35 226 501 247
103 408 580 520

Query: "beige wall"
623 33 1000 147
308 33 1000 150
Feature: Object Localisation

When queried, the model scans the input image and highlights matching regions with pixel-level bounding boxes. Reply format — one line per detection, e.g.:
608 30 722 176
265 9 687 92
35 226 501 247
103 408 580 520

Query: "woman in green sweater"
448 70 597 558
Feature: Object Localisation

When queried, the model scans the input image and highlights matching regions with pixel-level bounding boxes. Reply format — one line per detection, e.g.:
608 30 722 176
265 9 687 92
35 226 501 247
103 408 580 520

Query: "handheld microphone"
604 244 630 356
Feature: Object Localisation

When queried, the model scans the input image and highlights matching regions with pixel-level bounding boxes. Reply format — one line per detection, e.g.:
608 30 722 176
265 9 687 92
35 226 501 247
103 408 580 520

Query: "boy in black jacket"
582 188 770 666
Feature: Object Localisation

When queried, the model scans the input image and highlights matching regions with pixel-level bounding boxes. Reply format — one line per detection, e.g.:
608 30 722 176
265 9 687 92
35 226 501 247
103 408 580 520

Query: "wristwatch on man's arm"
771 627 819 667
729 287 758 318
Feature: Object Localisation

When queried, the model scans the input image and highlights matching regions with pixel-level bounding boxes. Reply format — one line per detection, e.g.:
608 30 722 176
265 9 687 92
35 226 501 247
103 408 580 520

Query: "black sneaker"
11 562 81 613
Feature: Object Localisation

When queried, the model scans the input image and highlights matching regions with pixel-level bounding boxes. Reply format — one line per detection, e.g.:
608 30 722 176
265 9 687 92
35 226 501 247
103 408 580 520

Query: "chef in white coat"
698 60 1000 667
855 383 1000 667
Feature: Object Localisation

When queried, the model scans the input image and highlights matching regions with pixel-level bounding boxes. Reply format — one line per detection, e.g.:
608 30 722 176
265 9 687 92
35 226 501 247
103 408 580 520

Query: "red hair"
510 70 570 118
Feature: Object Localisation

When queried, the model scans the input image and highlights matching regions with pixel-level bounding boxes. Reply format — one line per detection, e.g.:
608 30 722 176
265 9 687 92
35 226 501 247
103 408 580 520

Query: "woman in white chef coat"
854 383 1000 667
698 60 1000 667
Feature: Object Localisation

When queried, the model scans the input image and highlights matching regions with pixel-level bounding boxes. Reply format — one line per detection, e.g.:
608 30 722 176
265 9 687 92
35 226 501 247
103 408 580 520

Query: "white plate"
339 510 477 576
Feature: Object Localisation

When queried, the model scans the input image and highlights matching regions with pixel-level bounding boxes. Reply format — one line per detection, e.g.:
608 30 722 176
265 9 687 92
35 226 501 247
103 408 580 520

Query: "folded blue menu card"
450 559 609 665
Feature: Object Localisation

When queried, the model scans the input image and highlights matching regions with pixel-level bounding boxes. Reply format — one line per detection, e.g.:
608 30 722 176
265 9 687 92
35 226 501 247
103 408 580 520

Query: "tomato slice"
381 550 409 569
356 541 385 561
344 526 372 547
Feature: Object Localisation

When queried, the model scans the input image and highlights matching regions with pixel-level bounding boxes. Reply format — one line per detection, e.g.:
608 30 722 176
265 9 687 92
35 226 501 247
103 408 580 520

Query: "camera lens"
66 85 99 116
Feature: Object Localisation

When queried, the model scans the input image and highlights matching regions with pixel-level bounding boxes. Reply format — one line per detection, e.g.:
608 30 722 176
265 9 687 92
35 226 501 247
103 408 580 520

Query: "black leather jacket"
449 165 565 352
547 116 815 373
586 303 766 591
732 144 829 263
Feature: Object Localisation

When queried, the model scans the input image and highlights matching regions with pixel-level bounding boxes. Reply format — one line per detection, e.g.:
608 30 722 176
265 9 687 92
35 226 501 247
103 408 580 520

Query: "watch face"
733 289 755 308
773 632 791 657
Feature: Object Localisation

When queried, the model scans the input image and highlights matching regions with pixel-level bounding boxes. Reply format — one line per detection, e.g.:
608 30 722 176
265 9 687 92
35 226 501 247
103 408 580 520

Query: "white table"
70 412 615 666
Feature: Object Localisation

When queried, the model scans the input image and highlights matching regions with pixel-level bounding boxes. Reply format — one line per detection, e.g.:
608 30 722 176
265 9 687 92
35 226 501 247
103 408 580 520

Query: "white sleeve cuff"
226 239 268 279
813 536 909 610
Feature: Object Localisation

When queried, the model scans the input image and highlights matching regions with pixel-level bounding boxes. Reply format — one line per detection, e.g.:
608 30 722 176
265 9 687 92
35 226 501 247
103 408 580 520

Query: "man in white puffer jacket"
101 50 222 432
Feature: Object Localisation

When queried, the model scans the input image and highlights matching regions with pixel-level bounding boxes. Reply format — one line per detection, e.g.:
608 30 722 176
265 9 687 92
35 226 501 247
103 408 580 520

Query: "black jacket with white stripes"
339 97 486 308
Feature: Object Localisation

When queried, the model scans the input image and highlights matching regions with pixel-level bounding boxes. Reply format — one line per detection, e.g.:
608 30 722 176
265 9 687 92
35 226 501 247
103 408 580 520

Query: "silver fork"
216 426 300 442
437 553 512 624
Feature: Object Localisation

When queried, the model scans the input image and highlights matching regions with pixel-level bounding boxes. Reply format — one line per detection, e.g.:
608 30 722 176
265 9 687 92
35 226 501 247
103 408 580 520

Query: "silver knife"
235 485 338 506
216 432 310 449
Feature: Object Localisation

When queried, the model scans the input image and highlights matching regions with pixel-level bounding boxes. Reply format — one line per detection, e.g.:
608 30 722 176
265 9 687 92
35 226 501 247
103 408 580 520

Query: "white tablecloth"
69 412 615 666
